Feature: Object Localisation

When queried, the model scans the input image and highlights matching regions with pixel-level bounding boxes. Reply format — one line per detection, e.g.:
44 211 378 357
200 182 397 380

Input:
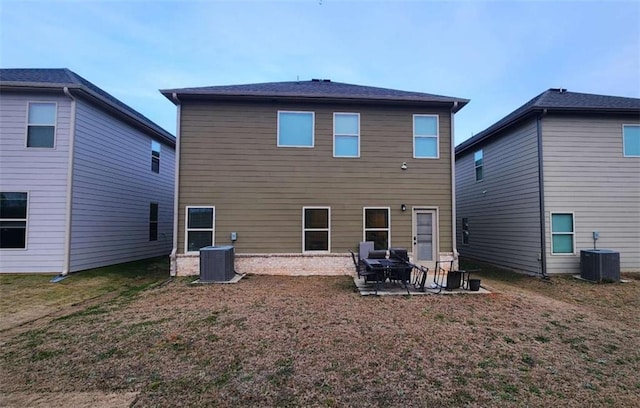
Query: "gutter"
169 93 181 276
537 109 548 278
62 87 77 276
450 101 459 268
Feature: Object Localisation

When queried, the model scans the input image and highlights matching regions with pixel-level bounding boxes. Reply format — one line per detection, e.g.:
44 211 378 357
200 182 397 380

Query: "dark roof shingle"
456 88 640 155
161 79 469 112
0 68 174 144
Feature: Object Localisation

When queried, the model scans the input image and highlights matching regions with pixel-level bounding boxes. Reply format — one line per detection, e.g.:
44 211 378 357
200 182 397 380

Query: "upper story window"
551 213 575 255
623 125 640 157
151 141 161 173
474 149 484 181
303 207 330 252
334 113 360 157
364 207 390 250
0 192 28 249
27 102 56 148
185 206 215 253
413 115 439 158
277 111 314 147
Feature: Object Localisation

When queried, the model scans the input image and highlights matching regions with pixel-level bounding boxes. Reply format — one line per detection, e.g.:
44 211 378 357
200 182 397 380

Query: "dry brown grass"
1 260 639 407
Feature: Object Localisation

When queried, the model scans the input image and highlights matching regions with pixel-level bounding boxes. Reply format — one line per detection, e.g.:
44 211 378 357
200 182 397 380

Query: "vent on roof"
551 88 567 93
311 78 331 82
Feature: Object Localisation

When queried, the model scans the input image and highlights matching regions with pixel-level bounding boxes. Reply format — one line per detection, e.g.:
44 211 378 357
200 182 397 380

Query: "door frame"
412 207 439 267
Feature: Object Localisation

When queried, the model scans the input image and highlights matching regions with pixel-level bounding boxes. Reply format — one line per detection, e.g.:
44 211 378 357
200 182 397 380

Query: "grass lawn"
1 259 639 407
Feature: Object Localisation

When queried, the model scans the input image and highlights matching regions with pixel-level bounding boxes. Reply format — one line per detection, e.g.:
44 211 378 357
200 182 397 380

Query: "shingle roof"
0 68 174 145
456 88 640 155
161 79 469 112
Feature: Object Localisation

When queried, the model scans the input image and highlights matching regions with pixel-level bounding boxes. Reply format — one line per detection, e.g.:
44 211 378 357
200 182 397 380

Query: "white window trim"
622 124 640 157
333 112 360 158
277 111 315 148
413 114 439 159
550 212 576 255
0 191 29 251
474 149 483 182
25 101 58 149
184 206 215 254
302 206 331 253
363 207 391 249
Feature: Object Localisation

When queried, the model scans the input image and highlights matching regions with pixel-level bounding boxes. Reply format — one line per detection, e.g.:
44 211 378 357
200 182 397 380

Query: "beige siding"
178 101 453 256
542 114 640 273
456 118 542 274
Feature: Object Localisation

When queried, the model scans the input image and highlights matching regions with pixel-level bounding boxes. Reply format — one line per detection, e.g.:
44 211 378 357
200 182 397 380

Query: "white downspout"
62 87 76 276
450 101 459 270
169 93 181 276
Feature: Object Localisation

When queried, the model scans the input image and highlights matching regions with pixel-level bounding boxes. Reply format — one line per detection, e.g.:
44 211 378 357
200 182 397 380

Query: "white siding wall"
0 92 70 273
456 118 542 274
542 114 640 273
70 98 174 271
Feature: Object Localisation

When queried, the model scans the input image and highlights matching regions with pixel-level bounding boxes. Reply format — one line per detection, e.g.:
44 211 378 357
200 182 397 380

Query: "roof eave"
161 90 469 111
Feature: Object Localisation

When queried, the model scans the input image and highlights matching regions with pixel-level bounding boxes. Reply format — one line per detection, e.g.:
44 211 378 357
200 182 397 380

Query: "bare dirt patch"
1 263 639 407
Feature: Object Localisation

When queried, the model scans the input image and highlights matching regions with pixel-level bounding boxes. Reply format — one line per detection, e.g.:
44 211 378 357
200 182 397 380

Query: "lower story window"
0 192 28 249
303 207 330 252
551 213 574 254
186 206 214 253
364 207 390 250
149 203 158 241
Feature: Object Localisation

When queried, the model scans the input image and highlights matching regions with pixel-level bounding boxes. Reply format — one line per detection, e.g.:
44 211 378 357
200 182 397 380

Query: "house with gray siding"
0 68 175 273
455 88 640 275
161 79 468 276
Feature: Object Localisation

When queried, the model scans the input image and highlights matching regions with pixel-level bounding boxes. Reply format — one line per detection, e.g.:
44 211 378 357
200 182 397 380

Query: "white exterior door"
413 209 437 266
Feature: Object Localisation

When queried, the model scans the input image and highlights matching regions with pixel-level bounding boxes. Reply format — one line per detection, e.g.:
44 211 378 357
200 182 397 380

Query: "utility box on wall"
580 249 620 283
199 246 235 282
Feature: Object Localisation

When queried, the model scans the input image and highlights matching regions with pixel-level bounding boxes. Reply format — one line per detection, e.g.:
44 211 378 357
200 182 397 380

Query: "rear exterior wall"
177 100 454 272
542 114 640 274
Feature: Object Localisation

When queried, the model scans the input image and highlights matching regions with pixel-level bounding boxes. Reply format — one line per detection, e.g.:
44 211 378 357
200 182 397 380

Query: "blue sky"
2 0 639 145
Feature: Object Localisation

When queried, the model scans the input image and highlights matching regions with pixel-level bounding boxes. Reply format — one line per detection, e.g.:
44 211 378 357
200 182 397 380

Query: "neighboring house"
0 68 175 274
161 79 468 276
455 88 640 275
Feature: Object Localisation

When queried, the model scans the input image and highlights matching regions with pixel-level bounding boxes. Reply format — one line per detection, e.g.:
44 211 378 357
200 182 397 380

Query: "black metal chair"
349 250 382 294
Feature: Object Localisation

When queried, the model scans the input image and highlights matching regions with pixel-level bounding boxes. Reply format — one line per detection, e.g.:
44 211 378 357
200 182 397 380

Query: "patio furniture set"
350 241 481 295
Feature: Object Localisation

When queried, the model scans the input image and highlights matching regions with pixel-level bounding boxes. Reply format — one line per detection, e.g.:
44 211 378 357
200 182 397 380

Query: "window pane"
304 231 328 251
474 150 483 166
0 192 27 219
152 141 161 155
335 135 358 157
0 221 26 248
188 208 213 229
335 114 358 134
304 208 328 229
28 103 55 124
149 223 158 241
151 157 160 173
475 167 483 181
27 126 55 148
552 214 573 233
279 112 313 146
150 203 158 221
187 231 212 252
552 234 573 253
414 116 437 136
624 125 640 156
365 209 388 228
365 231 388 250
415 137 438 158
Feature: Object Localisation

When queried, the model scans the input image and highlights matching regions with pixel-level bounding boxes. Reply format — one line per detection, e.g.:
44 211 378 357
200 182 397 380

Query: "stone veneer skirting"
173 252 458 277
